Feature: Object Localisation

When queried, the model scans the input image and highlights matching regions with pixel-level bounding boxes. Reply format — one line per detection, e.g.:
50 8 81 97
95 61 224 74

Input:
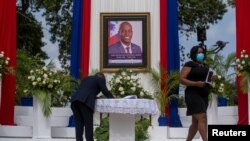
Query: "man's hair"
190 45 206 61
119 21 132 32
95 72 106 80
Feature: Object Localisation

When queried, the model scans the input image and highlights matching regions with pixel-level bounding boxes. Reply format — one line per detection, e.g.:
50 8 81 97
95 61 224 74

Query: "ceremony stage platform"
0 104 238 141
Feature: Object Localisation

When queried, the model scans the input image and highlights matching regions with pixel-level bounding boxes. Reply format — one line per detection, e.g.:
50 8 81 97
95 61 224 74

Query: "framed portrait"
100 12 150 72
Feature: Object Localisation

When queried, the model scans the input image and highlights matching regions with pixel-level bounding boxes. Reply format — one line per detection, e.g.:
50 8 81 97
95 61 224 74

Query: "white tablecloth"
95 99 159 115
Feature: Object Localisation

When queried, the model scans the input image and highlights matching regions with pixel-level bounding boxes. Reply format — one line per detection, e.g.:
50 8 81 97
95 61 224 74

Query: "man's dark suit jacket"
70 76 114 111
108 41 142 54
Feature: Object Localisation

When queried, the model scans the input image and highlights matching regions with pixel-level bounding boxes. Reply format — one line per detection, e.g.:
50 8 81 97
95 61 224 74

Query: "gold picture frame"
100 12 151 72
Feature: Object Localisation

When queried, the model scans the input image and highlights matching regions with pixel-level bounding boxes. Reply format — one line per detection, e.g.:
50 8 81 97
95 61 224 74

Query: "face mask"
196 53 204 61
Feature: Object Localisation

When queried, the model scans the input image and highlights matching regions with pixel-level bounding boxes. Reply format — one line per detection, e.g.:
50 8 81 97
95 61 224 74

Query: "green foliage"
108 68 153 99
35 0 73 69
94 116 150 141
178 0 227 35
135 118 151 141
150 67 180 116
16 11 48 60
204 43 237 104
16 49 45 104
51 71 80 107
94 116 109 141
34 90 52 117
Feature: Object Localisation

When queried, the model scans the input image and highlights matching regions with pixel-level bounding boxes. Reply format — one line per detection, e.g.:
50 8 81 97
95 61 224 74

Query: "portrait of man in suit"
108 21 142 64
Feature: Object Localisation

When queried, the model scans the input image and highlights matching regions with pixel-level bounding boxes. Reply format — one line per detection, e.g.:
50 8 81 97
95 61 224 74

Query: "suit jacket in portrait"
108 41 142 54
70 76 114 111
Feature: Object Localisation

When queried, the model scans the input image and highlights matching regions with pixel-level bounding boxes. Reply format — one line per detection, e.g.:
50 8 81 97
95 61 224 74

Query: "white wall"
89 0 160 94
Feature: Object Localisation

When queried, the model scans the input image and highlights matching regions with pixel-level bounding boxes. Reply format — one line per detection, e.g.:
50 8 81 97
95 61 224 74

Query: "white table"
95 99 159 141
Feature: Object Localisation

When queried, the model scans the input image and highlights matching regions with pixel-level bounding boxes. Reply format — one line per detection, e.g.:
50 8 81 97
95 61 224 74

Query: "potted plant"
236 49 250 93
205 45 237 106
0 50 14 107
25 64 62 117
16 49 44 106
210 75 235 106
150 67 179 126
0 50 14 77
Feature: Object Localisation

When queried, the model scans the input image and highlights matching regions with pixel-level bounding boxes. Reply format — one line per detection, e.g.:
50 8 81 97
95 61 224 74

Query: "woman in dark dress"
180 45 210 141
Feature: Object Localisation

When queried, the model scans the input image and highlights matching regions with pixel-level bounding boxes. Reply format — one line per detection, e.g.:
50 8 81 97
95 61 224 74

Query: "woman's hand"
196 81 206 87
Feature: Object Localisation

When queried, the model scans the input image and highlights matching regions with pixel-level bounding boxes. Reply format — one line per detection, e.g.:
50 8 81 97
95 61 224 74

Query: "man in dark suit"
108 21 142 55
70 72 114 141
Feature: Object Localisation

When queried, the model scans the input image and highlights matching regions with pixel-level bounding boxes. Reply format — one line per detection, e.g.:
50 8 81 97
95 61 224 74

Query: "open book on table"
122 95 138 99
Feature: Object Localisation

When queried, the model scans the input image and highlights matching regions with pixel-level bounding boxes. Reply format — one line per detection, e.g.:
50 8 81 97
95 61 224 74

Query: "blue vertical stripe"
167 0 182 127
167 0 180 71
70 0 83 79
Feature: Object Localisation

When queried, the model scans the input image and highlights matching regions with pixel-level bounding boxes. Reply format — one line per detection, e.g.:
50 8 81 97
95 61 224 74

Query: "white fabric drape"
95 99 159 115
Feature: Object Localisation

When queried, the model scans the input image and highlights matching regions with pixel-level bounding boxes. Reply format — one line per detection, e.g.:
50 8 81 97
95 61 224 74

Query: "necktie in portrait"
126 46 130 54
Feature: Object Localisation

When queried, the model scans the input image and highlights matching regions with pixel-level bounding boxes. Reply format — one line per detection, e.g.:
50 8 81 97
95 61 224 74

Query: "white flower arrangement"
236 49 250 74
26 66 61 117
108 68 152 99
236 49 250 93
0 51 12 77
211 75 226 97
27 67 61 91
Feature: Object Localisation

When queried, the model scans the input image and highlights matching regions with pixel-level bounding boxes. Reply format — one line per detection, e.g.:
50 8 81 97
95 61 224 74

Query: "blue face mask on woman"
196 53 204 61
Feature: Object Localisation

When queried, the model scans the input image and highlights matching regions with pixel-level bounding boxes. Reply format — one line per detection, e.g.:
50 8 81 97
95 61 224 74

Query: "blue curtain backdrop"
167 0 182 127
70 0 82 79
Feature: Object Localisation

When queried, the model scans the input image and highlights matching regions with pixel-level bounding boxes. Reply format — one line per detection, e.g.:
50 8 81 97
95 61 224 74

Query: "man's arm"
98 78 114 98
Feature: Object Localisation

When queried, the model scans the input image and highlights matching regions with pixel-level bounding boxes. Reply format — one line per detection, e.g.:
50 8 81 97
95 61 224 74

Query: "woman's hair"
190 44 206 61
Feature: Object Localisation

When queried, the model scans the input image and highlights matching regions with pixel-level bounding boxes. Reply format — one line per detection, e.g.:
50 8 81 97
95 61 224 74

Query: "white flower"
122 72 126 76
48 84 53 88
220 83 224 87
131 87 136 91
245 54 249 58
37 77 41 81
121 91 125 95
241 50 246 53
32 82 37 86
140 91 144 97
43 74 48 78
115 78 120 83
241 60 245 64
217 75 221 79
5 60 9 65
119 87 124 91
218 87 224 93
236 59 240 62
